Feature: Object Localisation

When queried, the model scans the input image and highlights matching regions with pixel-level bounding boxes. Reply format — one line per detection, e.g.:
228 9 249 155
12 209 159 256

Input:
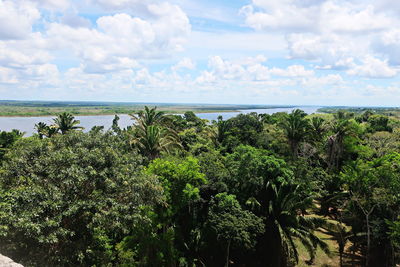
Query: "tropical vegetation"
0 106 399 266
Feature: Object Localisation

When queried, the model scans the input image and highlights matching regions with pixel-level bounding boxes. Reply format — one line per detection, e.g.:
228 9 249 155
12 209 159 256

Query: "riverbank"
0 101 302 117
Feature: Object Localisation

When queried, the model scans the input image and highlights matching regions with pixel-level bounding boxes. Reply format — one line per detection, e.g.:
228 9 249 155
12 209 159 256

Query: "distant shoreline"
0 101 308 117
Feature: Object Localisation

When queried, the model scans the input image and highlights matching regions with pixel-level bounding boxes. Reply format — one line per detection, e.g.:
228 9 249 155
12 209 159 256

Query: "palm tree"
131 125 181 160
34 122 48 139
130 106 169 128
280 109 310 157
129 106 182 159
326 116 355 170
53 113 83 134
309 117 327 143
264 181 330 266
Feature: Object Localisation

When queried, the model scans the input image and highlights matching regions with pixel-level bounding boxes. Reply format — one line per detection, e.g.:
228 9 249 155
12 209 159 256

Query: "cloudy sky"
1 0 400 106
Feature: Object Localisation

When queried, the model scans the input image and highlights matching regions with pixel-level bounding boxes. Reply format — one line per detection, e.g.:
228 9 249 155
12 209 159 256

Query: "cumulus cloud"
241 0 395 34
0 67 18 84
1 0 400 104
0 0 192 92
31 0 70 10
200 56 315 82
270 65 314 77
46 3 190 73
92 0 152 11
301 74 344 87
0 0 40 40
347 56 397 78
373 29 400 65
240 1 318 32
172 57 196 72
61 12 92 28
0 41 51 68
241 0 400 77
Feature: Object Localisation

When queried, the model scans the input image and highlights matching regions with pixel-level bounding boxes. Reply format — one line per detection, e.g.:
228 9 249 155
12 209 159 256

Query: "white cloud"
0 41 51 68
2 0 400 105
241 0 400 75
46 3 190 73
31 0 70 10
92 0 151 10
0 67 18 84
373 29 400 65
240 1 318 32
0 0 40 40
270 65 314 77
61 12 92 28
195 71 216 84
203 56 315 81
172 57 196 71
301 74 344 87
242 0 396 34
347 56 397 78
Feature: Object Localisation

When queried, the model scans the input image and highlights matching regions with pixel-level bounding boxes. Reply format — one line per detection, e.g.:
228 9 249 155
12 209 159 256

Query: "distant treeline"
0 100 299 116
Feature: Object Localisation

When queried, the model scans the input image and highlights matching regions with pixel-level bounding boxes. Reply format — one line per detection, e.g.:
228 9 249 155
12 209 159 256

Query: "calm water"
0 106 320 136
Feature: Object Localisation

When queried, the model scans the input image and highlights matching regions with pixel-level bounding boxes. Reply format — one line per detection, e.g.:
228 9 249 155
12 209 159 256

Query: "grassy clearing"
296 227 338 267
296 215 362 267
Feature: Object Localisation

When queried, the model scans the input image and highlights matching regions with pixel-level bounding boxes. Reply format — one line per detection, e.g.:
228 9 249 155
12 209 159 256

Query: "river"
0 106 321 136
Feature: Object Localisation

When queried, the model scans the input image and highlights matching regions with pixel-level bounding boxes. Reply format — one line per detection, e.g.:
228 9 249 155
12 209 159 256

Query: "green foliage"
387 217 400 248
207 193 264 266
0 129 23 161
129 106 182 160
2 107 400 266
263 181 329 266
208 193 264 249
216 113 263 151
53 112 84 134
147 156 206 213
367 115 392 133
224 145 294 205
131 124 182 160
280 109 310 157
340 153 400 266
0 131 163 266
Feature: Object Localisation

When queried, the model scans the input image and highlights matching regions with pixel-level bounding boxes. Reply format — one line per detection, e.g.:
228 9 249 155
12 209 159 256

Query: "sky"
1 0 400 106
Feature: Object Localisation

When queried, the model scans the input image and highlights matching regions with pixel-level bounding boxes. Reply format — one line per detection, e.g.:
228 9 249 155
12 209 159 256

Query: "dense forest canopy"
0 107 399 267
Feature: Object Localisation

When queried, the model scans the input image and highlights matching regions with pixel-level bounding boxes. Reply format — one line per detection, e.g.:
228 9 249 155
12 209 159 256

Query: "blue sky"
1 0 400 106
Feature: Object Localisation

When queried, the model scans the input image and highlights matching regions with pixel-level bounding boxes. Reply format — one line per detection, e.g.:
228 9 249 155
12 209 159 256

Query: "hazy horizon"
0 99 399 109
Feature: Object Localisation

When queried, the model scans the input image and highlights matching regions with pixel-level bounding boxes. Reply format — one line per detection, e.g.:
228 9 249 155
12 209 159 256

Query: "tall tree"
34 122 48 139
280 109 310 157
53 112 83 134
130 106 169 128
309 116 327 143
207 193 264 267
263 181 329 266
131 125 181 160
326 116 355 170
130 107 181 160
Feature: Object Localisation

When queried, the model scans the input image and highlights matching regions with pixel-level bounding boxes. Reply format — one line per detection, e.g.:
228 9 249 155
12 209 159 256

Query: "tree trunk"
340 252 343 267
290 140 299 158
366 213 370 267
265 222 283 267
225 240 231 267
